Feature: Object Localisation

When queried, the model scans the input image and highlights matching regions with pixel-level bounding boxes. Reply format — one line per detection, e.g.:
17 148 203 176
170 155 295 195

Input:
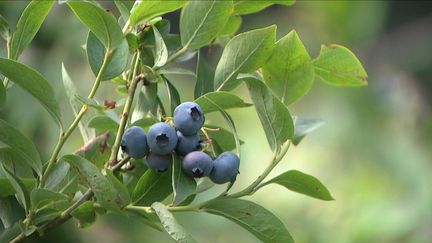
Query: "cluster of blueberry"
121 102 240 184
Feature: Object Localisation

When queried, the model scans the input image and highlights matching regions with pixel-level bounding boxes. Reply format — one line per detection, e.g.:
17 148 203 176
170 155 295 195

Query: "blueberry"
175 131 201 156
121 126 149 159
174 102 205 136
147 152 172 172
182 151 213 178
147 122 178 155
209 152 240 184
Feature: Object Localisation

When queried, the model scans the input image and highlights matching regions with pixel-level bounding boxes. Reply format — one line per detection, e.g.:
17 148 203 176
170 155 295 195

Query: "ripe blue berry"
147 122 178 155
209 152 240 184
175 131 201 156
121 126 149 159
182 151 213 178
174 102 205 136
147 152 172 172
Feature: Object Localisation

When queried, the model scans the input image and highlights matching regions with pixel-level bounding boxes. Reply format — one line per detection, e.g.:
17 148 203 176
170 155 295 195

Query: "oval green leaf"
88 115 119 132
171 155 196 205
130 1 187 27
195 91 251 113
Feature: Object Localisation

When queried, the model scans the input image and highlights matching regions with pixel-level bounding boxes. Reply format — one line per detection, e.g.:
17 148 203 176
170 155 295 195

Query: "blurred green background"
1 1 432 243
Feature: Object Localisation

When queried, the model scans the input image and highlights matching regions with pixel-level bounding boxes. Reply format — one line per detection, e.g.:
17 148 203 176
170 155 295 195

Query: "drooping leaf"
132 169 172 206
10 0 55 60
0 178 36 198
88 115 119 132
233 0 295 15
0 119 42 176
219 15 242 36
194 50 214 99
180 0 233 50
86 31 128 81
171 155 196 205
263 170 334 200
130 1 186 26
152 26 169 68
0 165 30 213
195 91 252 113
70 201 96 228
163 77 181 116
30 189 69 210
241 74 294 152
0 14 10 41
151 202 198 243
214 25 276 91
203 198 293 243
313 44 368 86
68 1 124 49
292 116 324 145
0 58 62 128
262 30 315 105
62 154 120 211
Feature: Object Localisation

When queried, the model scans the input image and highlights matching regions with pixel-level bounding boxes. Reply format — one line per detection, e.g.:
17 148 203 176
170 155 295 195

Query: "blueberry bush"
0 1 367 242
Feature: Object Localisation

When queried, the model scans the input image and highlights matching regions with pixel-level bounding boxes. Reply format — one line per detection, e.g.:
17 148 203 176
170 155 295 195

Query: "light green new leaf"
0 14 10 40
195 91 251 113
62 154 120 211
203 198 293 243
180 0 233 50
171 155 196 205
130 0 187 26
313 44 368 86
233 0 295 15
68 1 124 49
219 15 242 36
30 188 69 210
88 115 119 132
263 30 315 105
10 0 55 60
0 83 5 109
214 25 276 91
194 50 214 99
151 202 198 243
0 119 42 176
132 168 172 206
86 31 128 81
1 165 31 213
241 74 294 152
71 201 96 228
153 26 168 68
0 178 36 198
263 170 334 200
292 116 324 145
0 58 62 128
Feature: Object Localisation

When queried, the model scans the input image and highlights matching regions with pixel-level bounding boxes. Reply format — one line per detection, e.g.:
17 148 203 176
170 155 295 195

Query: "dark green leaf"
30 189 69 210
86 31 128 81
33 208 62 225
130 1 186 26
241 74 294 152
62 154 120 211
0 119 42 176
158 67 196 77
71 201 96 228
203 198 293 243
214 25 276 91
44 160 70 190
263 170 334 200
292 116 324 145
125 33 139 52
68 1 124 49
88 115 119 132
0 147 34 178
205 125 244 153
219 15 242 36
262 30 315 105
0 14 10 41
171 155 196 205
0 165 30 213
151 202 197 243
180 0 233 50
0 83 5 109
0 223 20 243
132 168 172 206
0 178 36 198
0 197 25 229
10 0 55 60
0 58 62 128
153 26 168 68
233 0 295 15
105 171 131 208
163 77 181 116
195 91 251 113
313 44 368 86
194 50 214 99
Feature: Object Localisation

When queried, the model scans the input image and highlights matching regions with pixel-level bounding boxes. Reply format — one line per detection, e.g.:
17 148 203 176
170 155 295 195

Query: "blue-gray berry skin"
121 126 149 159
209 152 240 184
147 122 178 155
182 151 213 178
147 152 172 172
174 102 205 136
175 131 201 156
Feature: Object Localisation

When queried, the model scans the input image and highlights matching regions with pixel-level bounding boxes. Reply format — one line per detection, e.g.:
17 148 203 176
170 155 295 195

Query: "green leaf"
163 77 181 116
263 170 334 200
205 125 243 154
105 171 131 207
0 83 5 109
33 208 62 225
158 67 196 77
313 44 368 86
151 202 197 243
74 95 104 110
0 223 20 243
130 1 187 27
0 119 42 176
194 50 214 99
262 30 315 105
131 117 159 129
292 116 324 145
180 0 233 50
233 0 295 15
241 74 294 152
0 178 36 198
214 25 276 91
10 0 55 60
43 160 70 190
68 1 124 49
62 154 120 211
114 0 133 22
219 15 242 36
0 165 30 213
152 26 168 68
0 58 62 128
195 91 251 113
86 31 128 81
126 207 163 231
71 201 96 228
171 155 196 205
203 198 293 243
132 169 172 206
132 83 159 121
0 14 10 41
88 115 119 132
30 189 69 210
